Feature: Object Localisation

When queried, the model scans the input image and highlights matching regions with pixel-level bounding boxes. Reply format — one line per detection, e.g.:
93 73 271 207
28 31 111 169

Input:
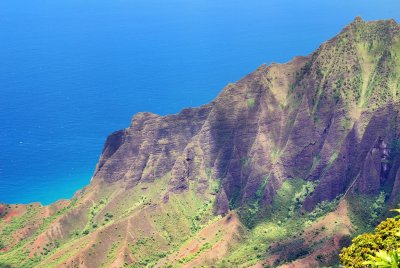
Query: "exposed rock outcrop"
91 18 400 213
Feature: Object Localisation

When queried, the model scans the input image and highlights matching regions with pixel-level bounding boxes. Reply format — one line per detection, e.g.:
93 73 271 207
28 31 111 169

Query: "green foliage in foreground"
364 250 400 268
340 210 400 267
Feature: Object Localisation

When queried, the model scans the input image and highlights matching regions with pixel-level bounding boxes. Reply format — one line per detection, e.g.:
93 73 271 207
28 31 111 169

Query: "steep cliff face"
1 18 400 268
92 17 400 211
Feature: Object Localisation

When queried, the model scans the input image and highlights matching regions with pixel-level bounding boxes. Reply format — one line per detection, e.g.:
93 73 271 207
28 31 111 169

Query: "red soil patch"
189 244 199 254
3 206 26 222
29 232 50 258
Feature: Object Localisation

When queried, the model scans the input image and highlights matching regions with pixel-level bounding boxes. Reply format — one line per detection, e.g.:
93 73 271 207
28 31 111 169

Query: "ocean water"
0 0 399 205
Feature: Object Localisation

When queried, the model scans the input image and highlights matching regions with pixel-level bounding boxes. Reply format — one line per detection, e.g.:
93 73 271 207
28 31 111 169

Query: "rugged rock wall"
93 17 400 212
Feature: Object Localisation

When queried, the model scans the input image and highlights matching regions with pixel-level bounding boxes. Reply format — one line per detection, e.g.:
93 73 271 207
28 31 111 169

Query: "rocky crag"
1 17 400 267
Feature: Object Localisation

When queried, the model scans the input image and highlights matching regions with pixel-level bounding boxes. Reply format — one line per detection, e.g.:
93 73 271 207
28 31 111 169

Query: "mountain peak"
353 15 364 24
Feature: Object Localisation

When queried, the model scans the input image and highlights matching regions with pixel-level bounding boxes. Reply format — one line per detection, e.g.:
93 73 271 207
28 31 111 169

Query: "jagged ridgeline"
1 17 400 268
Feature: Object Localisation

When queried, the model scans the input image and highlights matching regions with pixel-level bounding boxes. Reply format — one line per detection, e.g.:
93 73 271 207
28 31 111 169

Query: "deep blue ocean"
0 0 399 205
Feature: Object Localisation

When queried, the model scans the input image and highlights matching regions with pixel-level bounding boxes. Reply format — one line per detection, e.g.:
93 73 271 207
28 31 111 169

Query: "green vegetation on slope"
217 179 340 267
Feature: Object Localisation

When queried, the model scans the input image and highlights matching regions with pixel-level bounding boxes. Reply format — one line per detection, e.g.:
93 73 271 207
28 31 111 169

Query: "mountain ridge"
1 17 400 267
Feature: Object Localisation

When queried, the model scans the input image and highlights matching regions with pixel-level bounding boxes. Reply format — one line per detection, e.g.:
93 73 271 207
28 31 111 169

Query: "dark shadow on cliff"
209 103 239 212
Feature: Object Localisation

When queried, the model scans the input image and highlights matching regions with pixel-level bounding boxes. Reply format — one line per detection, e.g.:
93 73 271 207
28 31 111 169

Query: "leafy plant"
364 250 400 268
340 209 400 267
